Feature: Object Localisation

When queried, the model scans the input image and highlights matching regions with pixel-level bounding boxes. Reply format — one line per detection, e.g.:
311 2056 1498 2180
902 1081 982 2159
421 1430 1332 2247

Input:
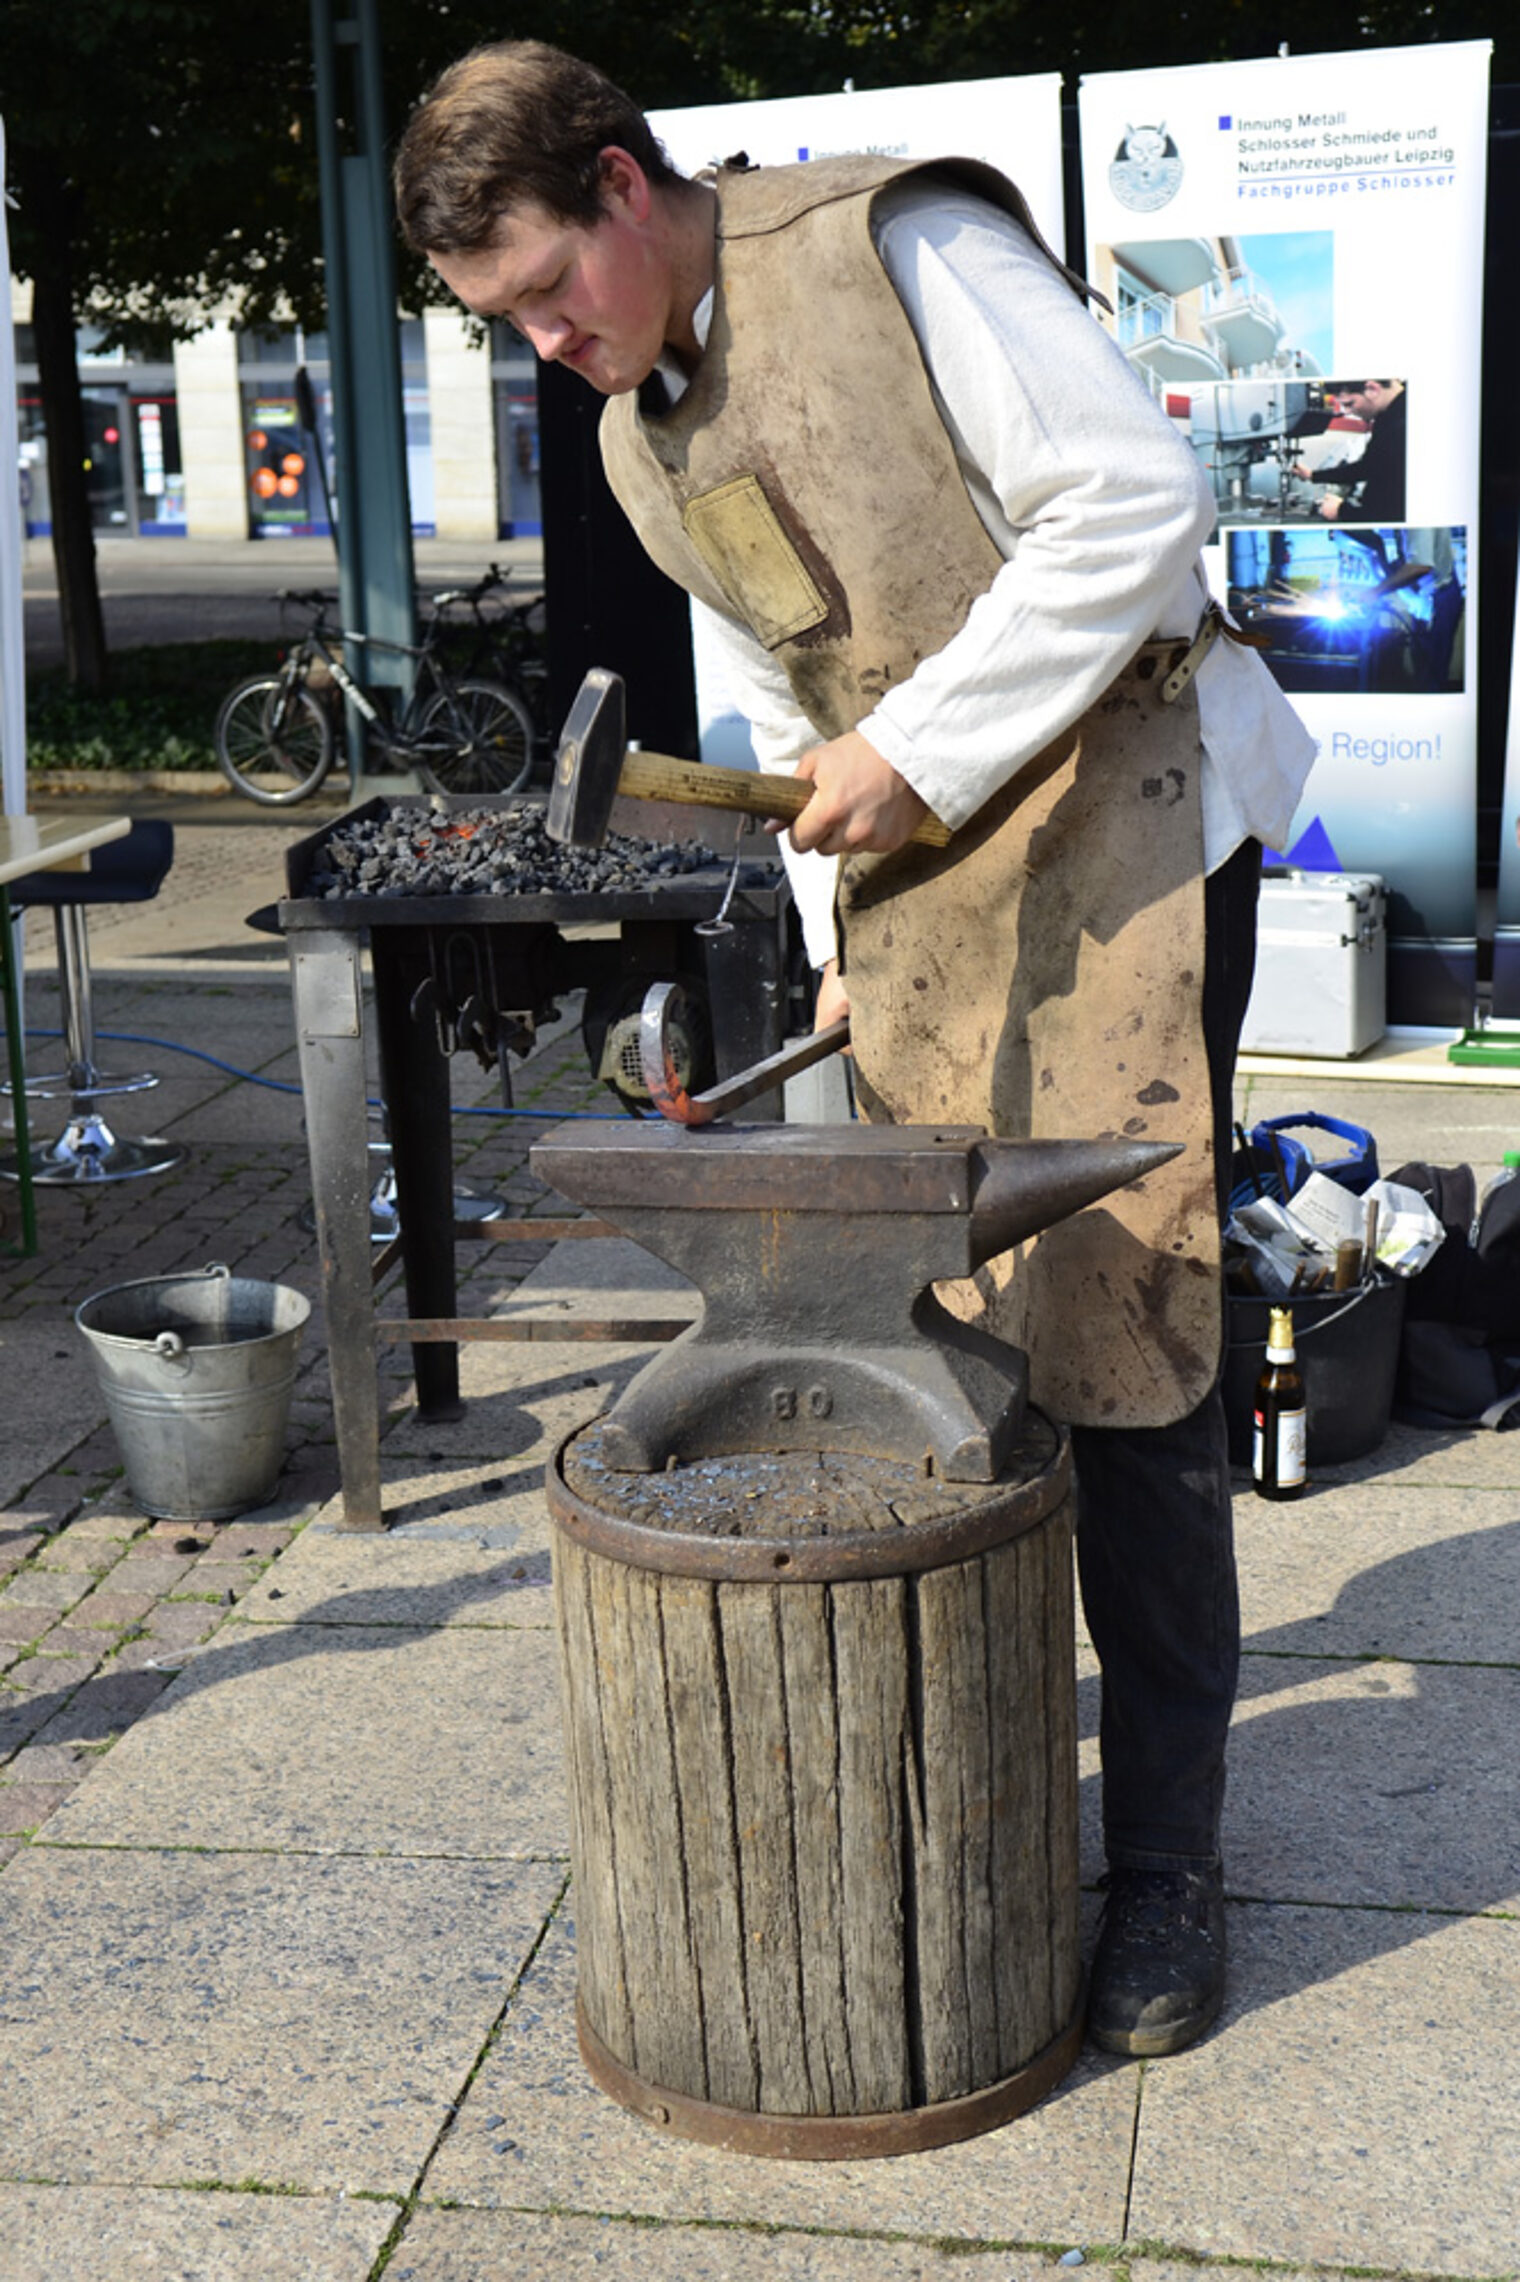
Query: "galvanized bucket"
75 1263 311 1521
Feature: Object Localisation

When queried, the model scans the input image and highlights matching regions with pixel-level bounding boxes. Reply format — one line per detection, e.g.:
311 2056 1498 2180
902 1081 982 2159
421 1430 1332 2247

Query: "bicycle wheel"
215 674 333 805
413 677 535 797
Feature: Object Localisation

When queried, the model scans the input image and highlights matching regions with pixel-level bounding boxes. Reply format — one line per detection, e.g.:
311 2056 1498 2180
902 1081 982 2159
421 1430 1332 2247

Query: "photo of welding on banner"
1225 524 1465 694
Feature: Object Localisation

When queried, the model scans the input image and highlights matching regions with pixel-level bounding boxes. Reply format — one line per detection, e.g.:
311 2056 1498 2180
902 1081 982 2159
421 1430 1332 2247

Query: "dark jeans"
1070 838 1261 1870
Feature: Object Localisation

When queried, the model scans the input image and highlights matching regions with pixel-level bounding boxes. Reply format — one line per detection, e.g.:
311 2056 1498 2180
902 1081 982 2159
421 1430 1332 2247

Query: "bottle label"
1254 1404 1307 1486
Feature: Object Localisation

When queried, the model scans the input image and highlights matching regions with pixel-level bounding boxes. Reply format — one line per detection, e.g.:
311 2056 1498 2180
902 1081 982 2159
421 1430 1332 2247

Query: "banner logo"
1109 123 1183 211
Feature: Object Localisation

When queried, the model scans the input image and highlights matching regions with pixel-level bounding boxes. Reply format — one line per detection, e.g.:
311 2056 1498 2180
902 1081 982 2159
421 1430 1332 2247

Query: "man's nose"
525 311 575 359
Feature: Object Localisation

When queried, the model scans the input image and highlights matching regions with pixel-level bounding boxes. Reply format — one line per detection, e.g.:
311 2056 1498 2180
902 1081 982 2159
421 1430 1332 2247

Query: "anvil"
531 1122 1181 1481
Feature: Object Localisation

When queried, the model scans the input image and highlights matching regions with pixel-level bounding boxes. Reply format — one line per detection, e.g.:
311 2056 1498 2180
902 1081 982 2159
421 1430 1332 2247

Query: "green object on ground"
1447 1028 1520 1067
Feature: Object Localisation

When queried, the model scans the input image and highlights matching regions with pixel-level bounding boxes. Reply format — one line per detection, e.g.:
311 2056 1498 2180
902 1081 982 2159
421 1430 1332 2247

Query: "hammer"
546 668 953 849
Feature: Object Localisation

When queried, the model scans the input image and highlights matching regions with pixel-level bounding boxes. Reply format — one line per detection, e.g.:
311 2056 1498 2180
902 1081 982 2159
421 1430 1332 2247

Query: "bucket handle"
148 1264 230 1367
145 1266 228 1367
1228 1279 1385 1352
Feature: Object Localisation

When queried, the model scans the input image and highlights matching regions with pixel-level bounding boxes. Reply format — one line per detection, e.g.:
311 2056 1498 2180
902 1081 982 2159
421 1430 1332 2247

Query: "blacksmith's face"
428 149 674 395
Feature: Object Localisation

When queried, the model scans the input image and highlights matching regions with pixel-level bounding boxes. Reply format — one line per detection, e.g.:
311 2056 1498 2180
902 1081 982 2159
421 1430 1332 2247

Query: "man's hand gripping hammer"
547 668 952 850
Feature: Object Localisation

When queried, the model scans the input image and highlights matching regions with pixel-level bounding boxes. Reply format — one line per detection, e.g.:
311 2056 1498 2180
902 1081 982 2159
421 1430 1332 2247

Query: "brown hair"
394 39 681 255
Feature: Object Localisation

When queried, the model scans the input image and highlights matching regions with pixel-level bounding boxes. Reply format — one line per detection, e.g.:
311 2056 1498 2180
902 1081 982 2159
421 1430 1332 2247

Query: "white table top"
0 812 131 888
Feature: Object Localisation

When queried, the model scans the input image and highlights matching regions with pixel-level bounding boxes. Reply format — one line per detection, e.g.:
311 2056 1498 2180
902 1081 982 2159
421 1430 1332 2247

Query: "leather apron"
840 647 1218 1428
600 157 1221 1426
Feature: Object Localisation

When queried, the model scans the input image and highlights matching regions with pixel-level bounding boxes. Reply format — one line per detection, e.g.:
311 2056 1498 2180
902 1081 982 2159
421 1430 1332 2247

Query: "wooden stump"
546 1414 1081 2159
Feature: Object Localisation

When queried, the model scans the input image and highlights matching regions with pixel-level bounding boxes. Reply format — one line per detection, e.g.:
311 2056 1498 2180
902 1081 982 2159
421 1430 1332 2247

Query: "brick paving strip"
0 1020 611 1870
0 1489 299 1864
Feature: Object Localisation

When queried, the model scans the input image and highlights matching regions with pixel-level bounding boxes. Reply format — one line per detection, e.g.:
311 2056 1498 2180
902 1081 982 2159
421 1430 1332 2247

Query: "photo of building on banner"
1081 40 1491 1028
646 76 1066 779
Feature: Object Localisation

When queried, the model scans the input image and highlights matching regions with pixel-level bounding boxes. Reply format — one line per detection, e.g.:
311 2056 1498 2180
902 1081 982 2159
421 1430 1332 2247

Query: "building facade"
11 285 538 545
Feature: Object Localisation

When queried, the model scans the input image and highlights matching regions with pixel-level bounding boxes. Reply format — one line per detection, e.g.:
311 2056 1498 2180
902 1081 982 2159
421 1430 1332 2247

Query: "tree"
3 3 330 687
4 0 1509 688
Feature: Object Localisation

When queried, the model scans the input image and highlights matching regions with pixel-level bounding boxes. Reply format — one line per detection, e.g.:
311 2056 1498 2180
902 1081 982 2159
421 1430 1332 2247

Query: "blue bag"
1249 1112 1380 1198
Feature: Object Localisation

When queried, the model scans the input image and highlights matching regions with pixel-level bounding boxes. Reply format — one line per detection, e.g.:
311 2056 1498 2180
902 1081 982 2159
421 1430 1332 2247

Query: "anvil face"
530 1122 1180 1480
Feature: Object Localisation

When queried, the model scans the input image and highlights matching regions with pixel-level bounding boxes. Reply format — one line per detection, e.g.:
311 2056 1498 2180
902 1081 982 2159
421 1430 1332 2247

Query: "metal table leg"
289 929 384 1530
371 932 463 1424
0 886 37 1255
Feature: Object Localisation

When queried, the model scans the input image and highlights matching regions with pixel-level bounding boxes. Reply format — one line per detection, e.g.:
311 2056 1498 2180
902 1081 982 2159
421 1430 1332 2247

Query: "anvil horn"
968 1138 1184 1269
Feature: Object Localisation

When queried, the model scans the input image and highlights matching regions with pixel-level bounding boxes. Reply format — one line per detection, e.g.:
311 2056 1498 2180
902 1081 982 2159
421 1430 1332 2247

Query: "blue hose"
24 1028 626 1121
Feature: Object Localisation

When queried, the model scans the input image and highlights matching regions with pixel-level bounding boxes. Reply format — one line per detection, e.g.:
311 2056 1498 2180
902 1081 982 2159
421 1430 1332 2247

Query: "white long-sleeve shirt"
662 179 1317 967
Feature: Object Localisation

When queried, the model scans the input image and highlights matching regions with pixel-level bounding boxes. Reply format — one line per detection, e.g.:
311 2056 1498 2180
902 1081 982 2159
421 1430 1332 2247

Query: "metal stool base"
0 1112 186 1186
4 892 180 1185
7 1067 158 1102
299 1150 507 1244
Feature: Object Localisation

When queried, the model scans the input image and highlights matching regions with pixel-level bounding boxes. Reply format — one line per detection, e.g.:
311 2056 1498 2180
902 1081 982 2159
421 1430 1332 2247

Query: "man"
397 40 1315 2058
1292 379 1407 523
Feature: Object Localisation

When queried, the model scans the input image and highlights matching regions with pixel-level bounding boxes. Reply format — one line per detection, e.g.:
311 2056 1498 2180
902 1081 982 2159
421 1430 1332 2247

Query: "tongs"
639 980 850 1127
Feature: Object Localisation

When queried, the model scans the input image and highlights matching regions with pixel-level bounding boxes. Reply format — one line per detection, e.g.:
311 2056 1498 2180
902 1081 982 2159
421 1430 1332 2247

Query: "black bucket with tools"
1223 1273 1406 1466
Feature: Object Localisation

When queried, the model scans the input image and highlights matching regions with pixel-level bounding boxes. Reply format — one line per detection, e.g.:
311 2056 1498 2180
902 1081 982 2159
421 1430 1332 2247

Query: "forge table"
276 796 793 1529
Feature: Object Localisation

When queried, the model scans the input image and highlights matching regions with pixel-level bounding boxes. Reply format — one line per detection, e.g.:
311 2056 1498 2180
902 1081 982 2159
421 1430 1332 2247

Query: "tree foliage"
1 0 1508 686
6 0 1506 343
5 2 318 347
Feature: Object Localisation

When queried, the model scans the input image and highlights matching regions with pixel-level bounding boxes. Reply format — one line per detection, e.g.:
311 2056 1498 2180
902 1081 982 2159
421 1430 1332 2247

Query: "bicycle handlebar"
428 565 513 611
276 572 533 651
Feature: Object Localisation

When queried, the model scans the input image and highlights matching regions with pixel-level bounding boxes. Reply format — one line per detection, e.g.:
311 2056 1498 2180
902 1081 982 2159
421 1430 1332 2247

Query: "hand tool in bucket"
547 667 953 850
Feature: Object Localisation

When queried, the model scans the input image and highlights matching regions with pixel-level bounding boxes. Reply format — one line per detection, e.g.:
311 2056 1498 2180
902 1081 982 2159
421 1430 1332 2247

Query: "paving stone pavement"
1 796 1518 2282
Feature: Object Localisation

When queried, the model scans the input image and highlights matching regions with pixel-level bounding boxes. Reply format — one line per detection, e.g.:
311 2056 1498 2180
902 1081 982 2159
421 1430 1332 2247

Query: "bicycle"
213 580 537 806
424 568 551 763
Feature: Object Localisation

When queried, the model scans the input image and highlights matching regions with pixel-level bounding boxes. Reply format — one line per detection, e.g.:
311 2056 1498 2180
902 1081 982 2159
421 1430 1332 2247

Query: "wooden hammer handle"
618 749 953 848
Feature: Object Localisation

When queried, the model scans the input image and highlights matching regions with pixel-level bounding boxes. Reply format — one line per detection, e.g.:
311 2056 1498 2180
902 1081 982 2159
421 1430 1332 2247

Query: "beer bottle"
1253 1306 1306 1501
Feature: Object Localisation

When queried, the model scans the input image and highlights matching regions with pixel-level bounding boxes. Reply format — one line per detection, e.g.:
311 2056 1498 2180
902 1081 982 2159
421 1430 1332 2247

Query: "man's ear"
597 145 652 220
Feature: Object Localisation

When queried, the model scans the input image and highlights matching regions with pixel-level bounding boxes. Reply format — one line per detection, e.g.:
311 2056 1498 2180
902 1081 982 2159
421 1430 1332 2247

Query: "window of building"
490 322 541 538
134 396 186 532
14 333 183 537
237 321 434 537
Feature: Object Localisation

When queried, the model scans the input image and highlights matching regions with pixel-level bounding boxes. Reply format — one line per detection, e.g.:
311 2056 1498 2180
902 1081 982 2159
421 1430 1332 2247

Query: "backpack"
1389 1160 1520 1427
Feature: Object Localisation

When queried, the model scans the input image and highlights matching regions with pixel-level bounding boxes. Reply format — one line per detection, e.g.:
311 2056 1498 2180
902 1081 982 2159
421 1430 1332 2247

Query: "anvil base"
599 1306 1029 1483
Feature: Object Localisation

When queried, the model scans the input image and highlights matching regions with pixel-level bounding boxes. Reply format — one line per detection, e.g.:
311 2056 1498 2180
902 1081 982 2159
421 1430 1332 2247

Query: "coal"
303 803 728 900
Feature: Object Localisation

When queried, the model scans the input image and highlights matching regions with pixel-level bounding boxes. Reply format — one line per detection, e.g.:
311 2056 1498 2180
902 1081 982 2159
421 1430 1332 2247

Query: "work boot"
1087 1862 1226 2057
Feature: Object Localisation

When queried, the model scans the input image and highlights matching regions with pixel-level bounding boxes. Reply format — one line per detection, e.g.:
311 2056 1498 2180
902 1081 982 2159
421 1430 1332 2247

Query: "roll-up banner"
647 78 1066 773
1080 41 1491 1028
1 117 26 821
1490 555 1520 1012
1 118 27 1065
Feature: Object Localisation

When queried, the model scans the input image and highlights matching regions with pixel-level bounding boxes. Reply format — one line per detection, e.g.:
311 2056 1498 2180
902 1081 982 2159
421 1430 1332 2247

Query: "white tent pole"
0 116 26 818
0 113 31 1127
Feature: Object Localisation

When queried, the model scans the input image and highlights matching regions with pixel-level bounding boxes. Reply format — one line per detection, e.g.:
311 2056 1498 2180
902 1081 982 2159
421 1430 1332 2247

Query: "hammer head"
546 667 626 847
